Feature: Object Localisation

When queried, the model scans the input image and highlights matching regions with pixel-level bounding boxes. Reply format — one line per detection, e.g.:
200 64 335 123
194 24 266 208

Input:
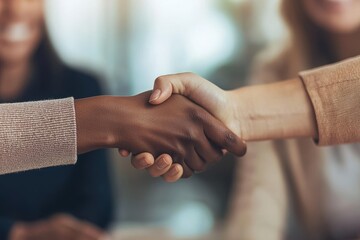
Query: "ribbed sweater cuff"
0 98 77 175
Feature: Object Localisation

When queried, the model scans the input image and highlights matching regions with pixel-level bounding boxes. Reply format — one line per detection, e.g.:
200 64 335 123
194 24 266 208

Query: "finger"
149 73 201 105
147 154 173 177
183 147 206 173
131 152 155 169
162 163 183 183
181 162 194 178
150 73 225 118
118 149 130 157
194 134 224 164
201 113 247 157
171 153 194 178
149 77 173 104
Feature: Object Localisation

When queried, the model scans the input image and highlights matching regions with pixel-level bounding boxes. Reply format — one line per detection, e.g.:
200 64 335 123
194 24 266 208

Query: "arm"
131 74 316 182
64 75 113 229
148 74 317 142
0 93 245 175
227 78 317 141
131 55 360 181
148 56 360 144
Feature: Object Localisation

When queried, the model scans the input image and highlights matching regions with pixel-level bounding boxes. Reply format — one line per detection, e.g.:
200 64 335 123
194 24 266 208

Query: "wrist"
227 89 253 141
229 78 317 141
75 96 120 154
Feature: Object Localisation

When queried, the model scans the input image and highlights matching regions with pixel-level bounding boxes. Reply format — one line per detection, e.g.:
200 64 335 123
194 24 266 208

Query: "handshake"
76 73 247 182
76 72 316 182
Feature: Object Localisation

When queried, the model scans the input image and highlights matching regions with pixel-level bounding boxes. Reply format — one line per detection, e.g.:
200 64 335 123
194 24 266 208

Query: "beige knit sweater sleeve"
0 98 77 175
300 56 360 146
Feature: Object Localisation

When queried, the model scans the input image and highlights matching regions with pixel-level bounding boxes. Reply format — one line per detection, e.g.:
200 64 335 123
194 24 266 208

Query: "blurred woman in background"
225 0 360 239
0 0 113 239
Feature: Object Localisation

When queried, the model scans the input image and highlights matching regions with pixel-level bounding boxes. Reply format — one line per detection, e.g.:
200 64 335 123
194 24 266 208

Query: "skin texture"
130 73 316 182
9 214 108 240
75 91 247 178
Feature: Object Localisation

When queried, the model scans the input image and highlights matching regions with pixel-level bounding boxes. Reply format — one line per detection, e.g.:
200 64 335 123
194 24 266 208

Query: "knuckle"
184 129 194 143
155 75 167 85
223 131 237 147
184 72 197 78
188 108 204 122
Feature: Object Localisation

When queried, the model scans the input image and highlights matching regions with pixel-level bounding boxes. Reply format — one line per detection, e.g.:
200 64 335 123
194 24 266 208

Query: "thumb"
149 77 173 105
149 72 198 105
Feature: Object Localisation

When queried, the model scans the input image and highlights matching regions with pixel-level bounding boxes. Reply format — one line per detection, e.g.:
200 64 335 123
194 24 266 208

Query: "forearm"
0 96 127 175
230 78 317 141
75 95 143 154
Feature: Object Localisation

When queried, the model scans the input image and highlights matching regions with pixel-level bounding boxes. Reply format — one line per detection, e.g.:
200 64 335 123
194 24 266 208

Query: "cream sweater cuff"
0 98 77 175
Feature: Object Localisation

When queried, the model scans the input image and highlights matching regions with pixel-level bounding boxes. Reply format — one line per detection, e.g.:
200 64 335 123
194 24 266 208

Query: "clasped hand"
119 91 245 178
76 76 246 182
118 74 246 181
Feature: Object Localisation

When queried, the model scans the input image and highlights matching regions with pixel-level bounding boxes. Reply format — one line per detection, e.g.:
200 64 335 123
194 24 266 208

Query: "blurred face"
302 0 360 33
0 0 44 65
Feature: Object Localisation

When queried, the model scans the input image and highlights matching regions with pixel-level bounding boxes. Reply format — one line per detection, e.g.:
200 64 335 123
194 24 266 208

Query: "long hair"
280 0 335 78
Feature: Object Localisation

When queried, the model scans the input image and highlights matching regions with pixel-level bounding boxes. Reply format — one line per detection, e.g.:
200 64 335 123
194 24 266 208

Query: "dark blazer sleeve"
66 150 114 229
0 217 15 240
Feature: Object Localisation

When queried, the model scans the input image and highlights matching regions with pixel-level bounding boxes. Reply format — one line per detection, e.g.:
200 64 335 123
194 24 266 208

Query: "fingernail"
149 89 161 103
168 165 180 177
157 157 169 169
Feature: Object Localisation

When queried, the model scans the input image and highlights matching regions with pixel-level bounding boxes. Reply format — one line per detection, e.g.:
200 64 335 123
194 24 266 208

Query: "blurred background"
3 0 360 239
44 0 285 238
